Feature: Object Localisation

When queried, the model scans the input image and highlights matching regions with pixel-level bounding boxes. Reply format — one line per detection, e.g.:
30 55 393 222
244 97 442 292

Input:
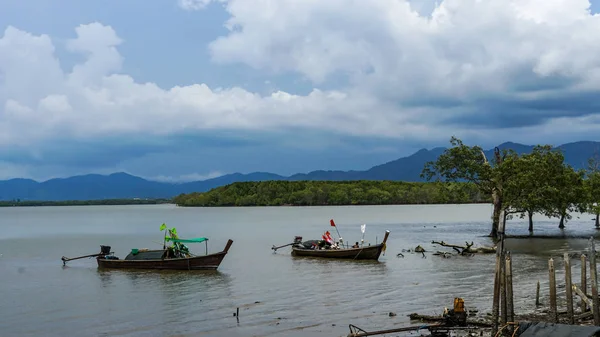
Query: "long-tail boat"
61 224 234 271
272 225 390 261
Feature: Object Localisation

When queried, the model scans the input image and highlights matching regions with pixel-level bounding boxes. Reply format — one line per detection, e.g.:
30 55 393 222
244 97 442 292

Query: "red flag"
330 219 336 227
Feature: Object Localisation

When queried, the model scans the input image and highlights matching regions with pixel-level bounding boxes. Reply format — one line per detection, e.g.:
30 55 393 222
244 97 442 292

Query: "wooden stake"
581 254 588 313
564 253 574 324
536 280 541 306
501 251 507 325
549 258 558 323
506 252 514 325
491 208 506 336
589 237 600 325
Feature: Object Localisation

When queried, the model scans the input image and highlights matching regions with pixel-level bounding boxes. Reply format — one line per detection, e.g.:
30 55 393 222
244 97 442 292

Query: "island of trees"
173 180 488 207
175 137 600 238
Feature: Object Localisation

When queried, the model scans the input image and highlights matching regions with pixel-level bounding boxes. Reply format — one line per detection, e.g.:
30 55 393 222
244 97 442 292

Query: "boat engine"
293 236 303 245
100 245 111 255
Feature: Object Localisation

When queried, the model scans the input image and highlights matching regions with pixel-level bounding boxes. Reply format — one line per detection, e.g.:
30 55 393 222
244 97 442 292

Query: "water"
0 204 599 337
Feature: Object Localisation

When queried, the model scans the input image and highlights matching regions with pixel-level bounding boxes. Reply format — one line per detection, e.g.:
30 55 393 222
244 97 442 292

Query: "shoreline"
174 200 492 207
0 200 493 208
0 199 173 207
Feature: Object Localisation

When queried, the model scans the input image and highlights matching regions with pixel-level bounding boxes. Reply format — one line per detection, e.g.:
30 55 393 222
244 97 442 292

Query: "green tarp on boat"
165 237 208 244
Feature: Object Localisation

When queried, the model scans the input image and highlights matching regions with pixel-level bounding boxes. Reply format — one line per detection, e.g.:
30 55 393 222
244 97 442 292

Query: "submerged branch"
431 240 496 254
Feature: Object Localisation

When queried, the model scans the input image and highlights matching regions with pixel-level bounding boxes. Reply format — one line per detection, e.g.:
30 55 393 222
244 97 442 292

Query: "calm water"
1 204 599 337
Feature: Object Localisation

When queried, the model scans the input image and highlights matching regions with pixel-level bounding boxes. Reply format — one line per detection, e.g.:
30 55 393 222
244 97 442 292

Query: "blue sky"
1 0 600 181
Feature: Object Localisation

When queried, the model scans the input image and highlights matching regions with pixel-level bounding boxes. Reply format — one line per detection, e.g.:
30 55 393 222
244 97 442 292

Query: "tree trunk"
559 213 566 229
490 191 502 238
596 210 599 229
528 210 534 233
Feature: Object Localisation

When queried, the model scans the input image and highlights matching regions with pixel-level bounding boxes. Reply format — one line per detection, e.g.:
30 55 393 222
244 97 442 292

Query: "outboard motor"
293 236 303 245
100 245 111 255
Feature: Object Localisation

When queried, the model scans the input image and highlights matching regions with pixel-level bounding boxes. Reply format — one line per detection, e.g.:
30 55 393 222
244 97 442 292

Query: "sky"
1 0 600 182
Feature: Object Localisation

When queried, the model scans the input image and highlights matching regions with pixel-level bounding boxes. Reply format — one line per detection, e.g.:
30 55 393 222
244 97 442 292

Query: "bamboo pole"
564 253 574 324
549 258 558 323
589 237 600 325
536 280 541 306
506 252 514 326
491 208 506 336
501 251 507 325
582 254 588 313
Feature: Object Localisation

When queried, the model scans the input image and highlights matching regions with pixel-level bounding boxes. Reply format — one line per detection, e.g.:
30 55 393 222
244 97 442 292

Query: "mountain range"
2 141 600 201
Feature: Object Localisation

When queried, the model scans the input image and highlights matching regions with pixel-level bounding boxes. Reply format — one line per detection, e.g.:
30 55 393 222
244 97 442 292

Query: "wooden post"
549 258 558 323
501 252 507 325
589 237 600 325
581 254 588 313
564 253 574 324
506 252 514 324
536 280 541 306
491 208 506 336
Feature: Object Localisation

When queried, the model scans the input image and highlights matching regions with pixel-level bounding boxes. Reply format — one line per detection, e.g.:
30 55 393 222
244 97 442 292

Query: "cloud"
2 1 600 180
0 22 435 150
208 0 600 128
177 0 217 11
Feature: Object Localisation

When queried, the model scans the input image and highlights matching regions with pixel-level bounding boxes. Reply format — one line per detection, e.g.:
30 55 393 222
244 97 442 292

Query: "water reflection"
92 268 236 336
95 269 233 292
97 269 113 288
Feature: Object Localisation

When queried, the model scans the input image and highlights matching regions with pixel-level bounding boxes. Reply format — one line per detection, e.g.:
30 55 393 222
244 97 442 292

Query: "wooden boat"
274 230 390 261
61 225 234 271
96 239 233 270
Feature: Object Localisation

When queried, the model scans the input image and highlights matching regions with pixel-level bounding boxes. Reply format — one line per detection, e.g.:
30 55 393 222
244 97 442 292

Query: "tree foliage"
583 154 600 228
421 136 517 238
423 137 595 235
502 145 566 231
173 180 488 207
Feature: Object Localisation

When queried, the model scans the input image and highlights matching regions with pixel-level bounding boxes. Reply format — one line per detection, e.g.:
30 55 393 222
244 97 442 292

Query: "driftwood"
432 251 452 258
400 247 426 258
431 241 496 255
409 313 442 321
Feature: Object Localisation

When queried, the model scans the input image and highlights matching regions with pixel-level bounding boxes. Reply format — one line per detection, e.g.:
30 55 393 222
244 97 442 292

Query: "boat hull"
97 239 233 271
291 244 385 260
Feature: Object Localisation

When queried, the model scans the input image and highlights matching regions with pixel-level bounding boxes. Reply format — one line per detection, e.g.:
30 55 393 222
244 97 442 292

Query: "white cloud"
177 0 215 11
209 0 600 100
0 21 437 150
2 0 600 159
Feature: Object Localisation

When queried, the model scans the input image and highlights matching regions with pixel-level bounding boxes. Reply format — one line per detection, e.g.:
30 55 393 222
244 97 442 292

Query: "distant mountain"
2 140 600 201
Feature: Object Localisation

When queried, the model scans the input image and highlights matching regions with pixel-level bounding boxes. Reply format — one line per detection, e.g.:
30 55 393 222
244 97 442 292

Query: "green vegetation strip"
173 181 489 207
0 199 172 207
